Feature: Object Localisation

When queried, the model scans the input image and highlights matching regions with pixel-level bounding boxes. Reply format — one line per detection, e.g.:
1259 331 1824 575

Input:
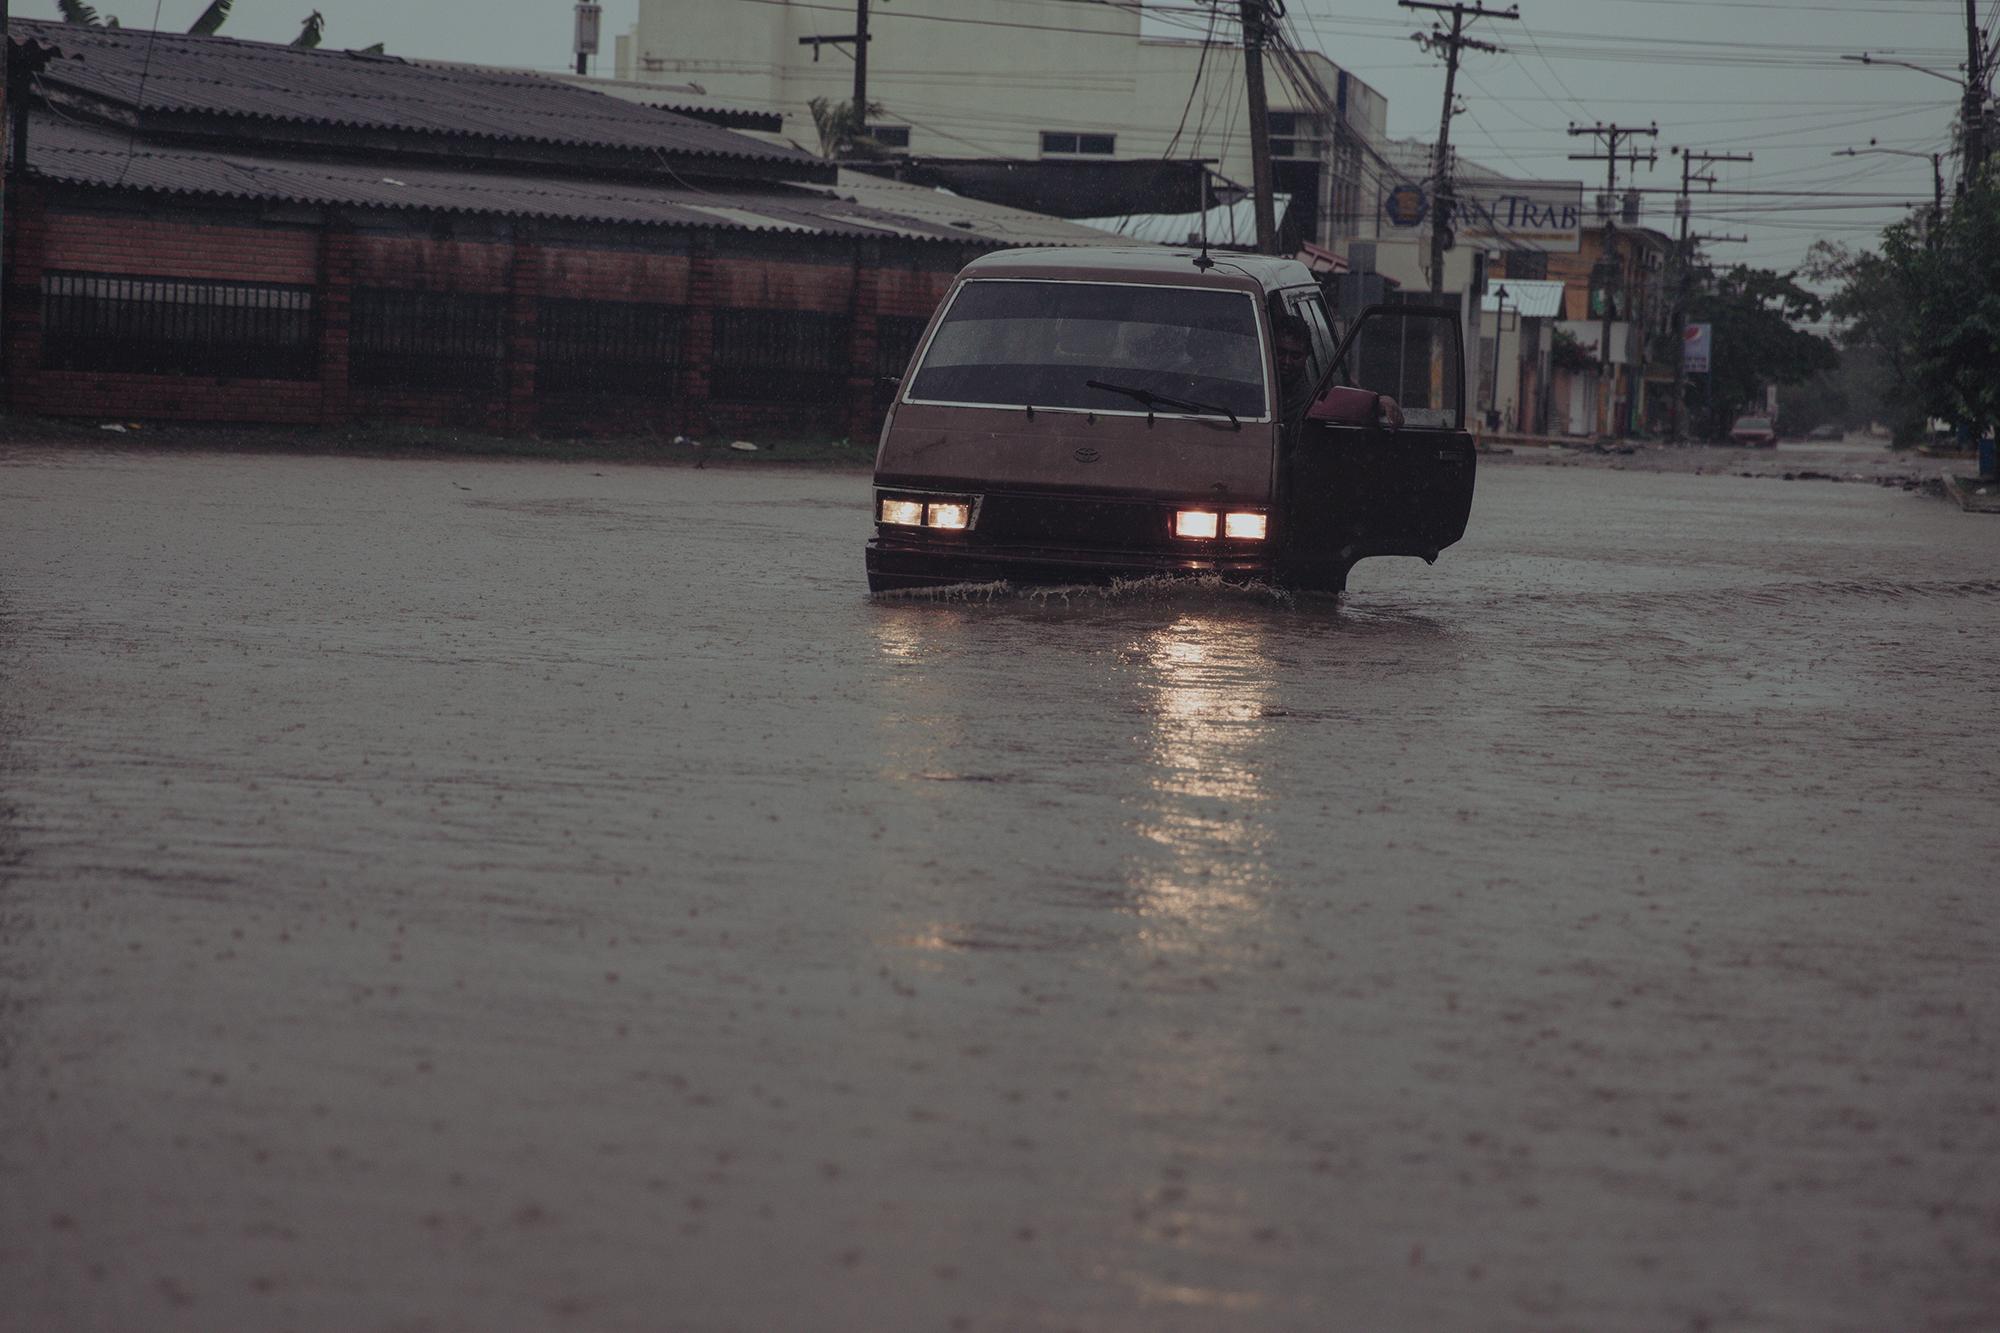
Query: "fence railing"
710 309 850 403
349 289 506 391
41 271 317 379
38 273 902 414
536 299 684 395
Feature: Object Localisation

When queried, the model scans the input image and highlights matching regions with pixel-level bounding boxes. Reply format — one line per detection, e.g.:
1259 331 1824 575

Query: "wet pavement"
3 445 1998 1332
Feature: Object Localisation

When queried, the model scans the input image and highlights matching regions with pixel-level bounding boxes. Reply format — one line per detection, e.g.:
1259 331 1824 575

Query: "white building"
612 0 1387 247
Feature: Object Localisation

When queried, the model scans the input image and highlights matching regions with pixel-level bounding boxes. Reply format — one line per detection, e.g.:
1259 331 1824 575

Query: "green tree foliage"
1819 174 2000 450
1808 240 1927 443
1549 325 1597 373
1776 344 1897 439
1886 175 2000 449
187 0 233 37
56 0 364 51
1683 264 1838 440
806 97 888 160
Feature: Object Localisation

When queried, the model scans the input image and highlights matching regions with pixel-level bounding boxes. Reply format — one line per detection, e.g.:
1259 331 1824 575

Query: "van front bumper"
865 536 1275 593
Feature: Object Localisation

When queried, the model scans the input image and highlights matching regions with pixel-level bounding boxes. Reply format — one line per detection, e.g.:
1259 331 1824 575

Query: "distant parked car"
1730 415 1778 447
1806 423 1843 441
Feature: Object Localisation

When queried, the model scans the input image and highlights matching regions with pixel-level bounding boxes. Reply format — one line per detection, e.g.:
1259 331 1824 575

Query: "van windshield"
906 280 1268 420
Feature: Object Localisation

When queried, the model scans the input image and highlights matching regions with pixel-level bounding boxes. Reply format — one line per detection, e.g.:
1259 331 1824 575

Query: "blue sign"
1384 185 1427 228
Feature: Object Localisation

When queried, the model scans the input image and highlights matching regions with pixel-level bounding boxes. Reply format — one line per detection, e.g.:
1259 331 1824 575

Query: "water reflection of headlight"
1131 615 1277 932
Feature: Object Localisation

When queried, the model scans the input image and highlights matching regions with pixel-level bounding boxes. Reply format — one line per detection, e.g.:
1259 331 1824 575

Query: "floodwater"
2 447 1997 1332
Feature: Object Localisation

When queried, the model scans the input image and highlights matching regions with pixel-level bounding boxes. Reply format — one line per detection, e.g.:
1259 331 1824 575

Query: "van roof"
958 245 1316 293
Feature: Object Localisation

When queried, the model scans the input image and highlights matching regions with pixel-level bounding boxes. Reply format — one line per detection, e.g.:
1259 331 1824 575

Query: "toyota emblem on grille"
1073 447 1100 463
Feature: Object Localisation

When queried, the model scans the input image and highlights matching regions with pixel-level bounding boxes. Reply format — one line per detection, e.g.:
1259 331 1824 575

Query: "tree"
1550 325 1597 373
806 97 887 161
1682 264 1838 440
57 0 357 50
1808 239 1927 444
1889 174 2000 456
1776 343 1897 438
56 0 115 26
187 0 234 37
1821 174 2000 457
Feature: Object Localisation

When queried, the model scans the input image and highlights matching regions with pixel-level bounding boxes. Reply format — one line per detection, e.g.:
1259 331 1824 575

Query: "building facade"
612 0 1388 248
1534 220 1675 438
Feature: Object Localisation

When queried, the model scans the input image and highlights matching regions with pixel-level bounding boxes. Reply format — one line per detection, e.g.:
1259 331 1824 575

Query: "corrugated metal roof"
538 72 784 133
25 114 1099 245
14 18 820 171
830 171 1129 249
1074 194 1292 248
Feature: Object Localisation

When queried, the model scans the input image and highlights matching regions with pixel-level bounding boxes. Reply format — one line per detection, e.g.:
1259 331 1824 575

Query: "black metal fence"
536 299 684 395
41 271 317 379
38 272 881 412
349 288 506 391
710 309 850 403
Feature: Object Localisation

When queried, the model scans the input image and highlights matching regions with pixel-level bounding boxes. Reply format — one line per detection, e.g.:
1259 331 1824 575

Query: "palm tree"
807 97 888 161
56 0 116 27
55 0 366 51
187 0 233 36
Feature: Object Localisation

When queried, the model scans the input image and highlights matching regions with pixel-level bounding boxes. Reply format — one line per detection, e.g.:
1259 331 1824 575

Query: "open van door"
1280 302 1477 591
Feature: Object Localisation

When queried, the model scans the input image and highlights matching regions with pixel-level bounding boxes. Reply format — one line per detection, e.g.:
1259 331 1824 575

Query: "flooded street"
3 446 1998 1331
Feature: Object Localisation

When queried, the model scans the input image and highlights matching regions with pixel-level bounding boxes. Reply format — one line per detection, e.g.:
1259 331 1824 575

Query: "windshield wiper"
1086 379 1240 430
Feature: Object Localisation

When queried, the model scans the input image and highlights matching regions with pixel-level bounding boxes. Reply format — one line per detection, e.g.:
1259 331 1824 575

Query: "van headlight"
879 498 925 526
1173 509 1266 541
925 502 971 531
878 492 979 530
1173 510 1220 539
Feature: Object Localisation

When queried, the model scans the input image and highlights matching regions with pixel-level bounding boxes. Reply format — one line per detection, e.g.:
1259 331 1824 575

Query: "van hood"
875 403 1277 504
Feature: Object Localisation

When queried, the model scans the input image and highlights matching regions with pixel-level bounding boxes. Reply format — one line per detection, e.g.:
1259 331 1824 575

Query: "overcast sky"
29 0 1992 280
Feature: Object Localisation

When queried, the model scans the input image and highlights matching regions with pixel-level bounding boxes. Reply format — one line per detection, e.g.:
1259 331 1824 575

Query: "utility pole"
798 0 873 114
1569 121 1657 440
854 0 870 113
1402 1 1519 294
1239 0 1277 253
1668 147 1750 443
1 0 10 393
1965 0 1987 177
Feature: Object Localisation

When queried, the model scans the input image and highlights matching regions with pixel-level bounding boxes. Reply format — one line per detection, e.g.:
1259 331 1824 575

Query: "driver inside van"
1274 313 1317 429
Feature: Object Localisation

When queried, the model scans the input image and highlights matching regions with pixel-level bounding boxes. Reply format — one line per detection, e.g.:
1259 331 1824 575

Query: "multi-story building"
612 0 1387 248
1537 211 1675 438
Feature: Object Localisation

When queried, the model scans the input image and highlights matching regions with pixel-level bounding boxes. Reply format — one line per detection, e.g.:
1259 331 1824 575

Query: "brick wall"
3 189 969 439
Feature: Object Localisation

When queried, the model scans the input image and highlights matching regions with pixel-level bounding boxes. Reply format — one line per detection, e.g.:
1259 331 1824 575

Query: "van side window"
1290 292 1336 382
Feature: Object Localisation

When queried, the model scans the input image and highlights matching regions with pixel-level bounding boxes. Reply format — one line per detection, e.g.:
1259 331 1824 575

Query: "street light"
1841 51 1968 87
1841 51 1990 176
1488 283 1513 433
1833 140 1944 228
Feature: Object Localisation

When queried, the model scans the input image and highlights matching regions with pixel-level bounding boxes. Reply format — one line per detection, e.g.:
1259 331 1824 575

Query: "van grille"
972 492 1173 551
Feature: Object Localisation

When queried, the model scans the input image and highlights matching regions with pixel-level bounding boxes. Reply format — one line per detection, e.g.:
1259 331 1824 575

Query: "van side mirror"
1307 386 1404 431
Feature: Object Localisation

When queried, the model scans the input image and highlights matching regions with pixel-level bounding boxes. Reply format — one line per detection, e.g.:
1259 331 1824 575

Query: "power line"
1402 0 1521 293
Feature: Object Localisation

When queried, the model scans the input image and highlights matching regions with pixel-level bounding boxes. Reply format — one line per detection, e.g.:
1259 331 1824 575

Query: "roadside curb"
1942 473 2000 513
